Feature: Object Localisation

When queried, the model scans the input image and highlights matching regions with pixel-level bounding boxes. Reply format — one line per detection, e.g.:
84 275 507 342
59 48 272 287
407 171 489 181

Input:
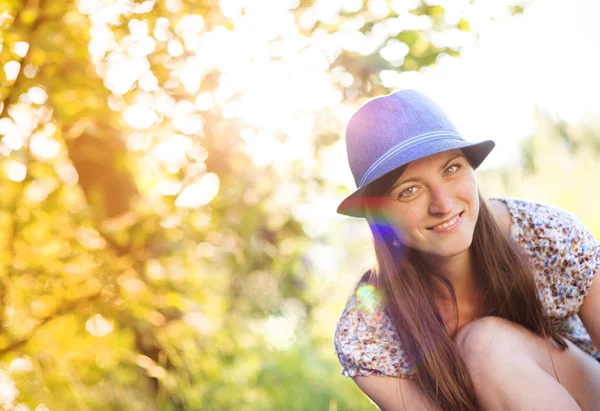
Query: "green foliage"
479 110 600 237
0 0 541 409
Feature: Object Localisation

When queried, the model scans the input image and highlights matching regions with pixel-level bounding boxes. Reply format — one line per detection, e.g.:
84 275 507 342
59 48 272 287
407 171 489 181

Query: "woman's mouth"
428 211 464 232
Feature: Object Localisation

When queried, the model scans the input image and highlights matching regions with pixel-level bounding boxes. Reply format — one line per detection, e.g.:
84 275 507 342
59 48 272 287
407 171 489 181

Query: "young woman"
333 90 600 410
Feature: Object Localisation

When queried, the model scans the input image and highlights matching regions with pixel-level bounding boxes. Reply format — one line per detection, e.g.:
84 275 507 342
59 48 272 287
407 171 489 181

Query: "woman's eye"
445 164 461 174
399 186 417 198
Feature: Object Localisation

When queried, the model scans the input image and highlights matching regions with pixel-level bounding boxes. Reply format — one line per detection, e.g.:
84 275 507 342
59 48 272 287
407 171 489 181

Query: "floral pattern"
333 198 599 378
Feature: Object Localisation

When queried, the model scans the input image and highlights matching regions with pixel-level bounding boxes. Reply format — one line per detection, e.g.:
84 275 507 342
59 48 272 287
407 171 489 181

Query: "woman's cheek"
393 214 420 242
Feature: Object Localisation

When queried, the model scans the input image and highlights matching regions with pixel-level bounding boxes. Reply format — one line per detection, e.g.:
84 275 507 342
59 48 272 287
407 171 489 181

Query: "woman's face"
379 149 479 258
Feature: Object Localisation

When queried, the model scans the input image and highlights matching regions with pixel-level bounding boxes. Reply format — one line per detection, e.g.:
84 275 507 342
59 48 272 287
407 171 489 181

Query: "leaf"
457 18 471 32
411 4 445 26
510 5 525 15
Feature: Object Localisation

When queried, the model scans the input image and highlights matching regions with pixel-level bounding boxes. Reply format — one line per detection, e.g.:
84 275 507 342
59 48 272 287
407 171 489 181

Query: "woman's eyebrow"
439 154 465 171
386 176 422 195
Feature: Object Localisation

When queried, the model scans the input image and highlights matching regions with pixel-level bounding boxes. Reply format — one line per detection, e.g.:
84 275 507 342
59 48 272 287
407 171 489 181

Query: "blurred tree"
479 109 600 235
0 0 530 409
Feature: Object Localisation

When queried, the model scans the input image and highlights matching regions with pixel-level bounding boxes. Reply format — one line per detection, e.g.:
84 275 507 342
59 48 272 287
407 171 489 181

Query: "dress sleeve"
503 197 599 319
550 214 598 318
333 284 414 379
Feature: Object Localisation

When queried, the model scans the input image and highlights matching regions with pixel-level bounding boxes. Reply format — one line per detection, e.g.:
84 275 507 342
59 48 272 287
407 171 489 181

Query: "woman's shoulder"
488 197 586 241
334 271 385 340
333 272 413 378
490 197 598 318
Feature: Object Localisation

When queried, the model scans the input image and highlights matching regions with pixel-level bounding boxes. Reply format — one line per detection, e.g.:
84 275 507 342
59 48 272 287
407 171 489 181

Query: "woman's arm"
578 268 600 350
353 375 441 411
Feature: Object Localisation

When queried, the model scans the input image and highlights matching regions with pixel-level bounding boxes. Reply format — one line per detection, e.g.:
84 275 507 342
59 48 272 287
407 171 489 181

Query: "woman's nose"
428 185 453 215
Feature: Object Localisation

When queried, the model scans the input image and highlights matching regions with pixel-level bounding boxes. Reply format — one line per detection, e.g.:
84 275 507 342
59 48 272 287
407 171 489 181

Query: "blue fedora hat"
337 90 495 218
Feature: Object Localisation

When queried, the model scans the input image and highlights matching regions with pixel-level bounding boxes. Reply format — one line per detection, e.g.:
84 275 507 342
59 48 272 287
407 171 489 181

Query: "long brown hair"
362 158 567 410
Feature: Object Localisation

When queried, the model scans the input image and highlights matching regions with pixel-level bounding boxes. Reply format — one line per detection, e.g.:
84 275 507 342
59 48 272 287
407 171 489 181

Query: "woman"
333 90 600 410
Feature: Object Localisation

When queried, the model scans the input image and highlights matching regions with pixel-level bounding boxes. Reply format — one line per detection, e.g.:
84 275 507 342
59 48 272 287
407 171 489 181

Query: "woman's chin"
420 239 473 259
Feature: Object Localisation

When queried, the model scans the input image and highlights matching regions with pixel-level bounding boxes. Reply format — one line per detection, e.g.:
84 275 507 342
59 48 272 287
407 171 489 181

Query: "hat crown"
345 90 460 188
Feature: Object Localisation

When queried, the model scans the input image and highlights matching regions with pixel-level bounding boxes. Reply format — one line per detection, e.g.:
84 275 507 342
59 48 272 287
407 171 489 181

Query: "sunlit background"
0 0 599 409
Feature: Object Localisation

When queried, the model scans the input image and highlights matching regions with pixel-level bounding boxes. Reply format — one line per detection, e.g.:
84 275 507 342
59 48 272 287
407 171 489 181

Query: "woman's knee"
453 316 528 371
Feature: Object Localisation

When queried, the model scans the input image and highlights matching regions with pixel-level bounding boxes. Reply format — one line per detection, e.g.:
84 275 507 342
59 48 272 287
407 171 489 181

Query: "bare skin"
355 314 600 411
353 151 600 410
455 317 600 411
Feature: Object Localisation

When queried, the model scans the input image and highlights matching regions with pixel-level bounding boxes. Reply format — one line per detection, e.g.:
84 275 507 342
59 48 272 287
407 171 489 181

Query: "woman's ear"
380 226 398 244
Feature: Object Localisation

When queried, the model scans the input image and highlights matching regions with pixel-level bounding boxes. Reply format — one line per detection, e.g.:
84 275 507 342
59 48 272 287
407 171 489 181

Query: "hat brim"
336 139 495 218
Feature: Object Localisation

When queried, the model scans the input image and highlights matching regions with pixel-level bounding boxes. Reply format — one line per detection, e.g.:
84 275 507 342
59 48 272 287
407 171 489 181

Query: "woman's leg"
453 316 600 411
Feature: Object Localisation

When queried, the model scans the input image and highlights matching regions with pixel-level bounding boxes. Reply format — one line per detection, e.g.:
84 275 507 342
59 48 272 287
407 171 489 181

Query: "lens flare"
355 284 382 314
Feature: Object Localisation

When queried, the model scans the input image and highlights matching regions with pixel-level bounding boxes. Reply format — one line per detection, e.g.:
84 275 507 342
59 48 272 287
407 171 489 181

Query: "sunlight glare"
157 178 183 195
241 129 284 167
76 227 107 250
3 159 27 182
85 314 114 338
152 134 191 168
4 61 20 82
175 14 205 51
12 41 29 57
184 312 220 336
23 64 38 78
0 369 18 409
166 0 183 13
138 72 159 91
8 358 33 374
263 316 295 351
27 86 48 105
173 100 203 135
195 92 213 111
306 243 339 282
178 57 202 93
123 104 158 129
0 118 24 150
25 179 57 203
128 18 149 37
105 56 148 95
167 40 184 56
175 172 220 208
341 0 362 13
153 17 170 41
55 163 79 186
219 0 243 19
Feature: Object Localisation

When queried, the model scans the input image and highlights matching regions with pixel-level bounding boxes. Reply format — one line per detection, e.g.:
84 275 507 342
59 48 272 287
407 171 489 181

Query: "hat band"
358 130 464 187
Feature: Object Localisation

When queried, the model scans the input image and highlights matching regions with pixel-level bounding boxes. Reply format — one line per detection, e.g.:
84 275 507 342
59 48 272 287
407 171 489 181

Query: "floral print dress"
334 198 600 378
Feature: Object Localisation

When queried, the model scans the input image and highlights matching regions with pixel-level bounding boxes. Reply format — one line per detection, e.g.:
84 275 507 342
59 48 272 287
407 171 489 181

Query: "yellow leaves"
35 239 64 256
75 226 106 250
457 18 471 32
164 291 188 311
117 273 146 295
148 311 166 327
135 354 166 380
411 4 445 26
17 9 38 26
395 30 427 57
0 334 12 350
30 296 58 319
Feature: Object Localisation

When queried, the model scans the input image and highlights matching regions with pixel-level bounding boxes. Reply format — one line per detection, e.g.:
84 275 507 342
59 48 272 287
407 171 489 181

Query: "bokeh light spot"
86 314 114 337
175 172 220 208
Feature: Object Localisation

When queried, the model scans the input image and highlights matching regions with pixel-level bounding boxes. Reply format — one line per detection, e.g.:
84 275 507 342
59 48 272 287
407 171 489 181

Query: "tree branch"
0 291 102 356
0 0 50 120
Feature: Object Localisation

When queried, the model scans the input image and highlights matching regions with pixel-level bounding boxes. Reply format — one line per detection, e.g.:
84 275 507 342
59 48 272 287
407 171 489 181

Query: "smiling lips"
428 211 464 232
